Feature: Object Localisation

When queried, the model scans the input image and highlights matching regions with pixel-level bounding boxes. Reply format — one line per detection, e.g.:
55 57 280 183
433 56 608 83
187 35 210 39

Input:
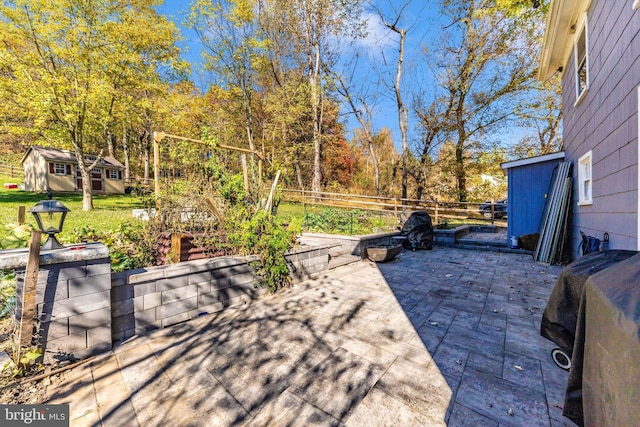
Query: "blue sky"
157 1 445 150
156 1 529 155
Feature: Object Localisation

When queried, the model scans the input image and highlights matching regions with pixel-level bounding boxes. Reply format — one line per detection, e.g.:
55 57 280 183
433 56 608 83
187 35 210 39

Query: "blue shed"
501 152 565 243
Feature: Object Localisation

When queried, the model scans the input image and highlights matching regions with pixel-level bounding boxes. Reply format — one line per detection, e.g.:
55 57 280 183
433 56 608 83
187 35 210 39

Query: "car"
479 199 507 219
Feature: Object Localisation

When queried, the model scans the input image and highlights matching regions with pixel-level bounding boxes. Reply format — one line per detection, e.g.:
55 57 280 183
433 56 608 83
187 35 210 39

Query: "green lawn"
0 174 143 245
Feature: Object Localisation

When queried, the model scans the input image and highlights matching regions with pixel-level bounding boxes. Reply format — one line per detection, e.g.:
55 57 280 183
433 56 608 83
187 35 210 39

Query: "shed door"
91 168 103 191
76 167 104 191
76 168 82 190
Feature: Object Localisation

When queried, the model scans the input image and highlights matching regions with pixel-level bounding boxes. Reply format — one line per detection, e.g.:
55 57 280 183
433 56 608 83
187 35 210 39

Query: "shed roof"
21 146 125 169
501 151 565 173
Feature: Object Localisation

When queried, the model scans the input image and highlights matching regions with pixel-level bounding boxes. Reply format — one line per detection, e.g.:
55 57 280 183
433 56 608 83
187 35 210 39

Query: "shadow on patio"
43 247 574 426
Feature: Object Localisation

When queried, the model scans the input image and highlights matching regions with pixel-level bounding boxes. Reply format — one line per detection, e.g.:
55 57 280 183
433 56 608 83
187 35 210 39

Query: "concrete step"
456 238 508 248
329 253 361 269
454 243 533 255
328 246 354 257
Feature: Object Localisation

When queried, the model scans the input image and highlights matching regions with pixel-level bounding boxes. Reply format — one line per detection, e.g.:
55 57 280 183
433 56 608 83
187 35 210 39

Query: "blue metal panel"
507 159 564 239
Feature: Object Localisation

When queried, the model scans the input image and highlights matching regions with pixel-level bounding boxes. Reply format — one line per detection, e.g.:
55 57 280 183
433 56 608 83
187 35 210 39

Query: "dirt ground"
0 316 71 405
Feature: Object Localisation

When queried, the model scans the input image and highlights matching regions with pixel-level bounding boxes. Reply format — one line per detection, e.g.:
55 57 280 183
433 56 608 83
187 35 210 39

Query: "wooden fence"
281 189 504 225
0 163 23 179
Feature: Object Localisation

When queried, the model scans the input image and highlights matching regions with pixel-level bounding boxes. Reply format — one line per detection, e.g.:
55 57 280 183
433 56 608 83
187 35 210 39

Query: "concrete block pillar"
0 243 111 363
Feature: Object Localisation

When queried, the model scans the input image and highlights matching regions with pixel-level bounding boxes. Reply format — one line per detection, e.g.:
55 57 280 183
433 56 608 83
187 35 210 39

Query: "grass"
0 174 144 245
276 202 400 235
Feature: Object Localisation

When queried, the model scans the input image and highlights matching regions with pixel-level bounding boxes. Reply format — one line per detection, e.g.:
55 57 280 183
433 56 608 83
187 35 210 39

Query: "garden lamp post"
28 200 70 250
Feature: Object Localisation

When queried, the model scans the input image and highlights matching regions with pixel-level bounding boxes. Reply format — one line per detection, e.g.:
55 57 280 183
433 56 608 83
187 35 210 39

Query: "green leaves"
0 223 34 249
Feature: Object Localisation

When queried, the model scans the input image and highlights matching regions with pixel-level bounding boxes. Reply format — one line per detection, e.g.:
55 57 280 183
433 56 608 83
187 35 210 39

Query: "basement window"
574 18 589 104
578 151 593 205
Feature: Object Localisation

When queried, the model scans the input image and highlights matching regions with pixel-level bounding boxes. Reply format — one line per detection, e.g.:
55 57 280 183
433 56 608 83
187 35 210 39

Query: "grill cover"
562 252 640 426
540 250 637 355
399 211 434 250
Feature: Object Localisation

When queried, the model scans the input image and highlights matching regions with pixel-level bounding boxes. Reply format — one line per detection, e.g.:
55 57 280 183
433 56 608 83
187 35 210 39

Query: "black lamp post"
28 200 70 250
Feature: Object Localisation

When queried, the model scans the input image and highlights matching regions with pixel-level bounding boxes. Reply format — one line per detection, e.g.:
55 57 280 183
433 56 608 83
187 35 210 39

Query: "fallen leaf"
513 364 524 371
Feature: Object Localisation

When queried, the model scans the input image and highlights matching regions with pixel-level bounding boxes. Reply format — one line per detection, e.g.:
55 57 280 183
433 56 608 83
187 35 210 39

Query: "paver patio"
44 247 577 426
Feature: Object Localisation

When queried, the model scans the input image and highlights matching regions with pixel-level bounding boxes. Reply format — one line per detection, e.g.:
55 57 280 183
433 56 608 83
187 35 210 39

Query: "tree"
189 0 266 187
294 0 363 195
412 89 455 200
375 0 414 202
0 0 181 210
511 76 562 158
427 0 545 202
332 66 383 195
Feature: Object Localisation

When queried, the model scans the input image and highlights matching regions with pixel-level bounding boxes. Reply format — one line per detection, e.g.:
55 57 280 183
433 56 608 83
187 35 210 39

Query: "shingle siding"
561 0 640 256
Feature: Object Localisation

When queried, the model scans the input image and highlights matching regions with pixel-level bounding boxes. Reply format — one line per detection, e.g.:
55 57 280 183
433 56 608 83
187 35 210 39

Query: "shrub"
303 208 383 235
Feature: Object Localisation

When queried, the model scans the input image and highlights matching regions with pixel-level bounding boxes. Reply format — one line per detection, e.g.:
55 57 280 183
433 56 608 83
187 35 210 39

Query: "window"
574 18 589 104
54 163 66 175
107 170 121 180
578 151 592 205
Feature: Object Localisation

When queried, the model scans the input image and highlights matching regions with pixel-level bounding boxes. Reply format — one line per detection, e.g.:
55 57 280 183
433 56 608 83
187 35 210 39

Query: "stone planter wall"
0 243 331 361
110 244 331 343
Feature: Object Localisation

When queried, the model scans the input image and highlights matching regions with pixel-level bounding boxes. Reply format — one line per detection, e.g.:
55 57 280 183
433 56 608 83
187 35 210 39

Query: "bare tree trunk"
395 29 408 203
294 162 304 190
310 42 322 195
123 126 130 180
69 130 94 211
381 15 409 203
333 72 381 195
106 128 114 158
143 130 151 181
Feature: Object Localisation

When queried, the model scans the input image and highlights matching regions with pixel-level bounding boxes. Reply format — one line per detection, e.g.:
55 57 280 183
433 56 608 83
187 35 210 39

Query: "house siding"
104 170 125 194
21 151 45 192
561 0 640 256
48 162 76 192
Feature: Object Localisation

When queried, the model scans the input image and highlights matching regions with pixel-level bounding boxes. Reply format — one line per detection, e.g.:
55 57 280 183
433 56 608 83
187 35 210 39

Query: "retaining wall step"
456 238 508 248
328 254 361 269
453 243 532 255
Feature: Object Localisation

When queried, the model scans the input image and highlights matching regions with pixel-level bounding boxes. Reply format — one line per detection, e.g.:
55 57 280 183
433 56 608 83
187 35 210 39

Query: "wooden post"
434 199 439 225
17 206 25 225
490 199 495 225
265 170 281 213
170 233 182 263
153 132 161 204
240 154 249 193
16 231 41 348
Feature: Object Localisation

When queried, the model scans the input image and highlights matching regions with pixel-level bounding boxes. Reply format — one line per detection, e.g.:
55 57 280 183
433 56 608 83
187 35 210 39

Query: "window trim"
53 163 67 175
573 15 589 106
577 150 593 206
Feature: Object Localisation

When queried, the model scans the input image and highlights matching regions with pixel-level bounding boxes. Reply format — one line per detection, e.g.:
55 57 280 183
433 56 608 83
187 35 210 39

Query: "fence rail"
0 163 23 179
281 189 504 225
